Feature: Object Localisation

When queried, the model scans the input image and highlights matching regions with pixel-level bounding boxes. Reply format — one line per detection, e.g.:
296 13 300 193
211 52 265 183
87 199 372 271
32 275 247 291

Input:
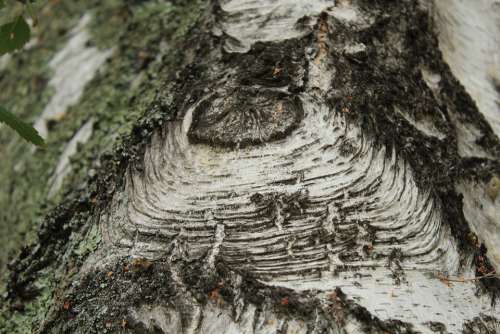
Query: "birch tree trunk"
1 0 500 333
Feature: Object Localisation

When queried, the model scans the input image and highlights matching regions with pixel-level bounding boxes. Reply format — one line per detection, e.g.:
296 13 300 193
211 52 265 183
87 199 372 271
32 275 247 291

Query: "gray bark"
2 0 500 333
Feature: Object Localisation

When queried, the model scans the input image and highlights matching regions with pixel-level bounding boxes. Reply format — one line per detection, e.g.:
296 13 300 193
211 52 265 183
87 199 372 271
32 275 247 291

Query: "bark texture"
1 0 500 333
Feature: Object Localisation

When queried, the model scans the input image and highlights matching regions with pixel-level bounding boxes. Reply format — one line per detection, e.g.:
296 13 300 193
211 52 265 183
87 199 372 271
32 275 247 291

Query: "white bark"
81 0 500 333
34 14 112 139
433 0 500 138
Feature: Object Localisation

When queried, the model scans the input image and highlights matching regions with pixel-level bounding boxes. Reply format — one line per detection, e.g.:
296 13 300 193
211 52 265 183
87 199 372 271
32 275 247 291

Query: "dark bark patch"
188 89 304 148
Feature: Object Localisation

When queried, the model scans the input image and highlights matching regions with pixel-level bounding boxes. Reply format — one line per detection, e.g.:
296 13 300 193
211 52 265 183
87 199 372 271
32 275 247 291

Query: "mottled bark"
2 0 500 333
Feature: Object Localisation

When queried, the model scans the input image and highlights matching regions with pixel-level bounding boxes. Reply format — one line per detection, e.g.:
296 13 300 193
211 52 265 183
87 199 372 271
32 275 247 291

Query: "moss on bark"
0 0 204 332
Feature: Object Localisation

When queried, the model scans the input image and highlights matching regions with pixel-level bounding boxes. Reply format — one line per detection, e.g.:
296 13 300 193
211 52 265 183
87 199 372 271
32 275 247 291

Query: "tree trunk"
1 0 499 333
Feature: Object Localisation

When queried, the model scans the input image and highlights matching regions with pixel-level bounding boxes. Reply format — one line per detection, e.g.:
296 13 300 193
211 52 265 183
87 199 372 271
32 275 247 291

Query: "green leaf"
0 106 45 147
0 15 30 55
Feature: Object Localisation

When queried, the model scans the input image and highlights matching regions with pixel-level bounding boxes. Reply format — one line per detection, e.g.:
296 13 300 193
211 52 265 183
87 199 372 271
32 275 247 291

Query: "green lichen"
0 0 204 332
74 224 101 258
0 272 54 334
0 1 89 291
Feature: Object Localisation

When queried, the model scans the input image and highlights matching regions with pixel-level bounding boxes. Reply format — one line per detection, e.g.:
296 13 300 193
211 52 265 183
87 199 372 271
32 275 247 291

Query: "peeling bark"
2 0 500 333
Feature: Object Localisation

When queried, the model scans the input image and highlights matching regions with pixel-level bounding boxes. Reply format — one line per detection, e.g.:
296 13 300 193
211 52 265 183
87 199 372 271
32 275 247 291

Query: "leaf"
0 106 45 147
0 15 30 55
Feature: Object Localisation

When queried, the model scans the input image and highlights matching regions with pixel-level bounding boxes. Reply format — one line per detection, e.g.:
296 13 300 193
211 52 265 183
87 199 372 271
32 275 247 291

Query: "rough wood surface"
86 0 500 332
2 0 500 333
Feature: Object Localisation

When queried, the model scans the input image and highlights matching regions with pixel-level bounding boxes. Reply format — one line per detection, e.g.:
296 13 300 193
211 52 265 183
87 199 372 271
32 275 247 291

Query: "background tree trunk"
1 0 499 333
